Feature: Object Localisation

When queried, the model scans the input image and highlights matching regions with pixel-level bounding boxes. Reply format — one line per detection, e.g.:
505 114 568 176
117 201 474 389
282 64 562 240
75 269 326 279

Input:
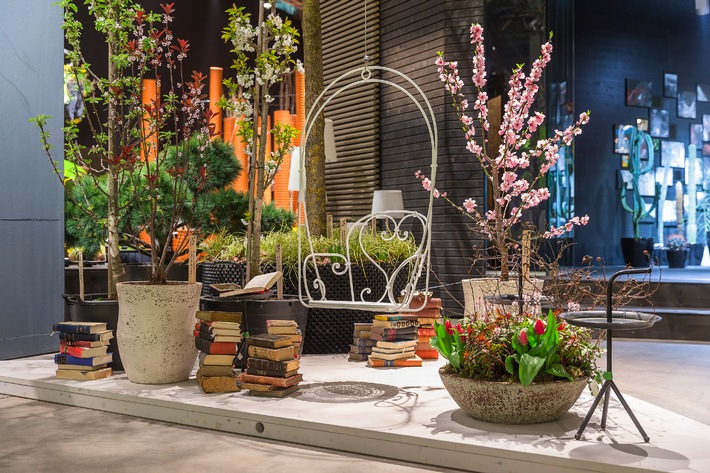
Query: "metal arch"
297 65 438 312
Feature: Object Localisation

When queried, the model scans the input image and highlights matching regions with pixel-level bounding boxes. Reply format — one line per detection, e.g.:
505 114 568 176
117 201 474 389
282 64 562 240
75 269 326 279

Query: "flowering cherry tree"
416 23 590 280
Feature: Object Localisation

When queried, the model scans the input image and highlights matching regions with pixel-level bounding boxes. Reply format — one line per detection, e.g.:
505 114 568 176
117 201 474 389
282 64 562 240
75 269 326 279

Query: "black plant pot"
199 261 246 297
666 249 688 268
620 237 654 267
688 243 705 266
62 294 123 371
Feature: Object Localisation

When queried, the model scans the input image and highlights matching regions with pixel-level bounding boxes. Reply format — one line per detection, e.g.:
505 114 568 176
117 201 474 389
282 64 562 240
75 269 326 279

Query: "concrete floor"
0 338 708 473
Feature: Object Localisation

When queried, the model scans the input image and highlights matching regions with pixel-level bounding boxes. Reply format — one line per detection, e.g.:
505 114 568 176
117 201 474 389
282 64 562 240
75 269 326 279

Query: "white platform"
1 354 708 473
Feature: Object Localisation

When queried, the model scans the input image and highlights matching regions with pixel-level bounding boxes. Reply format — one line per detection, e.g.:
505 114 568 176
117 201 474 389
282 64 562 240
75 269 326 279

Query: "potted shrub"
665 233 688 268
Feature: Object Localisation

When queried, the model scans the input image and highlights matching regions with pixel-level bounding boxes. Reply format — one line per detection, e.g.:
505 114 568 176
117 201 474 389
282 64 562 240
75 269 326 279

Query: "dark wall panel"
0 1 64 358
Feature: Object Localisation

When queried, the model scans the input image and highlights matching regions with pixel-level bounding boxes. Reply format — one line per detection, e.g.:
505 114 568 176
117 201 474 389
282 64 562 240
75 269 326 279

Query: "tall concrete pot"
116 281 201 384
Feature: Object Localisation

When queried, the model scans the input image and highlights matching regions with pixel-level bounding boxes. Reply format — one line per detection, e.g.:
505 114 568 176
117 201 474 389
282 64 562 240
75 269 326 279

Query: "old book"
415 349 439 360
53 322 107 334
219 271 282 297
352 338 377 347
198 351 236 366
349 346 373 355
370 325 418 335
267 326 299 335
406 294 442 309
246 334 293 349
55 367 112 380
59 339 109 348
372 319 419 329
238 372 302 387
286 334 302 344
245 384 299 398
375 340 417 350
415 341 433 351
372 346 416 355
418 327 436 337
266 319 298 328
198 320 241 331
194 330 241 344
348 353 369 362
56 363 108 371
417 335 434 343
197 364 234 377
196 323 241 336
58 330 113 342
247 345 295 362
367 355 423 367
402 307 442 319
353 322 373 330
373 313 419 321
369 349 416 360
195 337 238 355
353 330 371 339
208 283 241 296
196 373 240 394
54 353 113 367
58 344 109 359
246 367 299 378
246 357 300 373
416 318 438 326
369 331 418 342
195 310 243 323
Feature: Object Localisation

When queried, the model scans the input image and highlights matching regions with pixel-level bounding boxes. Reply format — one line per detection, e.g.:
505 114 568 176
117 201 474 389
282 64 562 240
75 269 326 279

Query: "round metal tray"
559 310 662 330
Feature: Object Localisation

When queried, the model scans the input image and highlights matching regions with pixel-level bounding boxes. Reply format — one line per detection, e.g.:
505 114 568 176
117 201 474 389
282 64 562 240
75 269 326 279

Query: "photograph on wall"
691 123 704 148
636 118 649 132
697 83 710 102
656 166 673 187
614 124 634 154
704 143 710 156
626 79 653 107
704 114 710 142
650 108 670 138
663 73 678 98
619 170 633 190
638 171 656 197
677 91 697 119
662 200 677 223
621 155 630 168
686 158 702 186
704 158 710 188
661 140 686 168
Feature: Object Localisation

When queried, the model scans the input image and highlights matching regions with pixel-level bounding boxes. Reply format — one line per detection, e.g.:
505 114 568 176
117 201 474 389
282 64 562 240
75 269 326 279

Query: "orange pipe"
141 78 158 161
209 67 223 140
273 110 293 209
232 117 249 193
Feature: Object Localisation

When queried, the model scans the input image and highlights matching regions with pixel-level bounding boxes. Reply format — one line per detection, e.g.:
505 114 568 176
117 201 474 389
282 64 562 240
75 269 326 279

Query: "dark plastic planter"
666 249 688 268
620 237 654 267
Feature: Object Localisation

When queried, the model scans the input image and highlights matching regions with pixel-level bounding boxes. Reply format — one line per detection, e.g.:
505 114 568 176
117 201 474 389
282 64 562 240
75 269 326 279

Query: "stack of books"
348 322 376 362
53 321 113 380
368 314 422 367
194 310 242 393
238 334 301 397
266 320 302 356
406 296 442 360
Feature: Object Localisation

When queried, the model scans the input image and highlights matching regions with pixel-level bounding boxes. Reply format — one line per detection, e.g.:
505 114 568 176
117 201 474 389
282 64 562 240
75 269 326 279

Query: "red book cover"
194 337 238 355
402 307 441 318
415 349 439 359
58 344 109 358
417 327 436 337
59 340 108 348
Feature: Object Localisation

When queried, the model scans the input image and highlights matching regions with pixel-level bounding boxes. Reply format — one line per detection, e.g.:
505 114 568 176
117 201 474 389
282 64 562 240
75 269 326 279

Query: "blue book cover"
53 321 107 334
54 353 113 366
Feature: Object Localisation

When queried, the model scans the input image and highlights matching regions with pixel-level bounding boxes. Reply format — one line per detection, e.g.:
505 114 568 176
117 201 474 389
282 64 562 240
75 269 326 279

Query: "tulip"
534 319 545 335
445 319 453 335
455 323 464 334
519 329 528 346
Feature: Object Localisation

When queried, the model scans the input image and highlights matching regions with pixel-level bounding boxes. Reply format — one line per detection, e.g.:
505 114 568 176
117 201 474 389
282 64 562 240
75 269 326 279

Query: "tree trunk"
303 0 326 237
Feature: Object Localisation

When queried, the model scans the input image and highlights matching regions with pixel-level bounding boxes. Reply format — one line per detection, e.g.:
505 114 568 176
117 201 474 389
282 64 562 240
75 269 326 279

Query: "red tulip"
444 319 453 335
519 329 528 346
455 323 464 334
534 319 545 335
558 322 566 331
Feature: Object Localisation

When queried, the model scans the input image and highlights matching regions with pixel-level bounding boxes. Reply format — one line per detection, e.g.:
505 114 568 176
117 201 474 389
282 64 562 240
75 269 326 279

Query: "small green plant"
198 232 246 262
430 319 465 369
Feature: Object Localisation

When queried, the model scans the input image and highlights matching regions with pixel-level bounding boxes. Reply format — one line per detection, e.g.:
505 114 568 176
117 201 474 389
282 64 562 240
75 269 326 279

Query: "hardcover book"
198 352 236 366
237 372 302 387
196 364 234 377
194 330 241 344
369 331 418 342
353 330 371 339
196 323 241 336
246 333 294 349
402 307 442 319
54 353 113 366
266 325 299 335
352 338 377 347
198 320 241 330
218 271 282 297
245 367 299 378
58 330 113 342
247 345 295 362
56 363 109 371
195 310 243 323
59 340 109 348
265 319 298 328
417 327 436 337
196 373 240 393
405 294 442 309
370 326 418 336
371 319 419 329
194 337 238 355
246 357 300 373
353 322 373 330
347 353 369 362
55 367 112 380
53 322 107 334
58 345 109 359
245 384 299 398
367 355 423 367
375 340 417 350
416 317 438 326
349 345 374 355
415 349 439 359
369 349 416 360
373 313 419 321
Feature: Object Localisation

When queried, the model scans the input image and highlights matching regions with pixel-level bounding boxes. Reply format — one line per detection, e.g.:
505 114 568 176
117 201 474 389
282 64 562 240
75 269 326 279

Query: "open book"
218 271 282 297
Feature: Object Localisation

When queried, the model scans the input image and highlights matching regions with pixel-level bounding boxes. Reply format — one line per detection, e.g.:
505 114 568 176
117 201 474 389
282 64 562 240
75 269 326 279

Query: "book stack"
367 314 422 367
53 321 113 380
238 334 301 397
266 320 302 356
194 310 242 393
406 296 442 360
348 322 376 362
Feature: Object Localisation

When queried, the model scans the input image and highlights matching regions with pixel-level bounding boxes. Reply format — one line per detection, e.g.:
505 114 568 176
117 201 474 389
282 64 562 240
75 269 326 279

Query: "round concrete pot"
439 367 588 424
116 281 201 384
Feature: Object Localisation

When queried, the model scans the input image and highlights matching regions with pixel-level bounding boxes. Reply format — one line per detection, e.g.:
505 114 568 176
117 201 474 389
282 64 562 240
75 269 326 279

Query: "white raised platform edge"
1 354 708 473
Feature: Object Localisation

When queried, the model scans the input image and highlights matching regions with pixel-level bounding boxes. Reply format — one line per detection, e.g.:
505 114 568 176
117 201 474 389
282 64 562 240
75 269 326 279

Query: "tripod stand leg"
601 386 611 429
608 380 651 442
575 380 611 440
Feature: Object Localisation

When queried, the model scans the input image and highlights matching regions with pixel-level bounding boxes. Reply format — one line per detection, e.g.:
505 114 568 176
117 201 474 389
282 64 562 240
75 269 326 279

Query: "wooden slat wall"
379 0 486 315
321 0 380 220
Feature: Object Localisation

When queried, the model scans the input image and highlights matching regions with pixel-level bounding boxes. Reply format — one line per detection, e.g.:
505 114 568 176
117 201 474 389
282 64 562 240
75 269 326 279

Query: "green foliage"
164 135 241 193
430 319 465 370
199 231 246 261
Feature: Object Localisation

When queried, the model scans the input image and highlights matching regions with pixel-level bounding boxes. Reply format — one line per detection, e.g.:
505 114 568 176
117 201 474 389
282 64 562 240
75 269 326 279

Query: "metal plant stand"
560 267 661 442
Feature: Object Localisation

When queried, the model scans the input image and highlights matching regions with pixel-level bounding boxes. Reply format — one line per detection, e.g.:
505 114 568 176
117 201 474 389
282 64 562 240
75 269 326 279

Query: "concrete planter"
439 367 588 424
116 281 201 384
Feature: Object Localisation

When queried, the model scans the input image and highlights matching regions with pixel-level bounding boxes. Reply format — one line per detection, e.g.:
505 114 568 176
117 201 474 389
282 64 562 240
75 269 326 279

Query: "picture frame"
677 91 697 119
664 73 678 98
638 171 656 197
650 108 670 138
704 143 710 157
661 140 686 168
691 123 704 148
621 155 630 169
697 83 710 102
613 124 634 154
626 79 653 107
704 114 710 142
636 118 649 132
656 166 673 187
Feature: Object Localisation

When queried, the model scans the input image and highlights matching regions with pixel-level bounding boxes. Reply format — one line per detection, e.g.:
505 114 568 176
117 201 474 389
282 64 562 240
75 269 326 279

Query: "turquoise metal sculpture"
620 128 660 239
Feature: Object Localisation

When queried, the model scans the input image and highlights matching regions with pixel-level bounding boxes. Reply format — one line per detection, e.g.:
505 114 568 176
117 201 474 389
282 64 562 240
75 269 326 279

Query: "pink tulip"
534 319 545 335
519 329 528 346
